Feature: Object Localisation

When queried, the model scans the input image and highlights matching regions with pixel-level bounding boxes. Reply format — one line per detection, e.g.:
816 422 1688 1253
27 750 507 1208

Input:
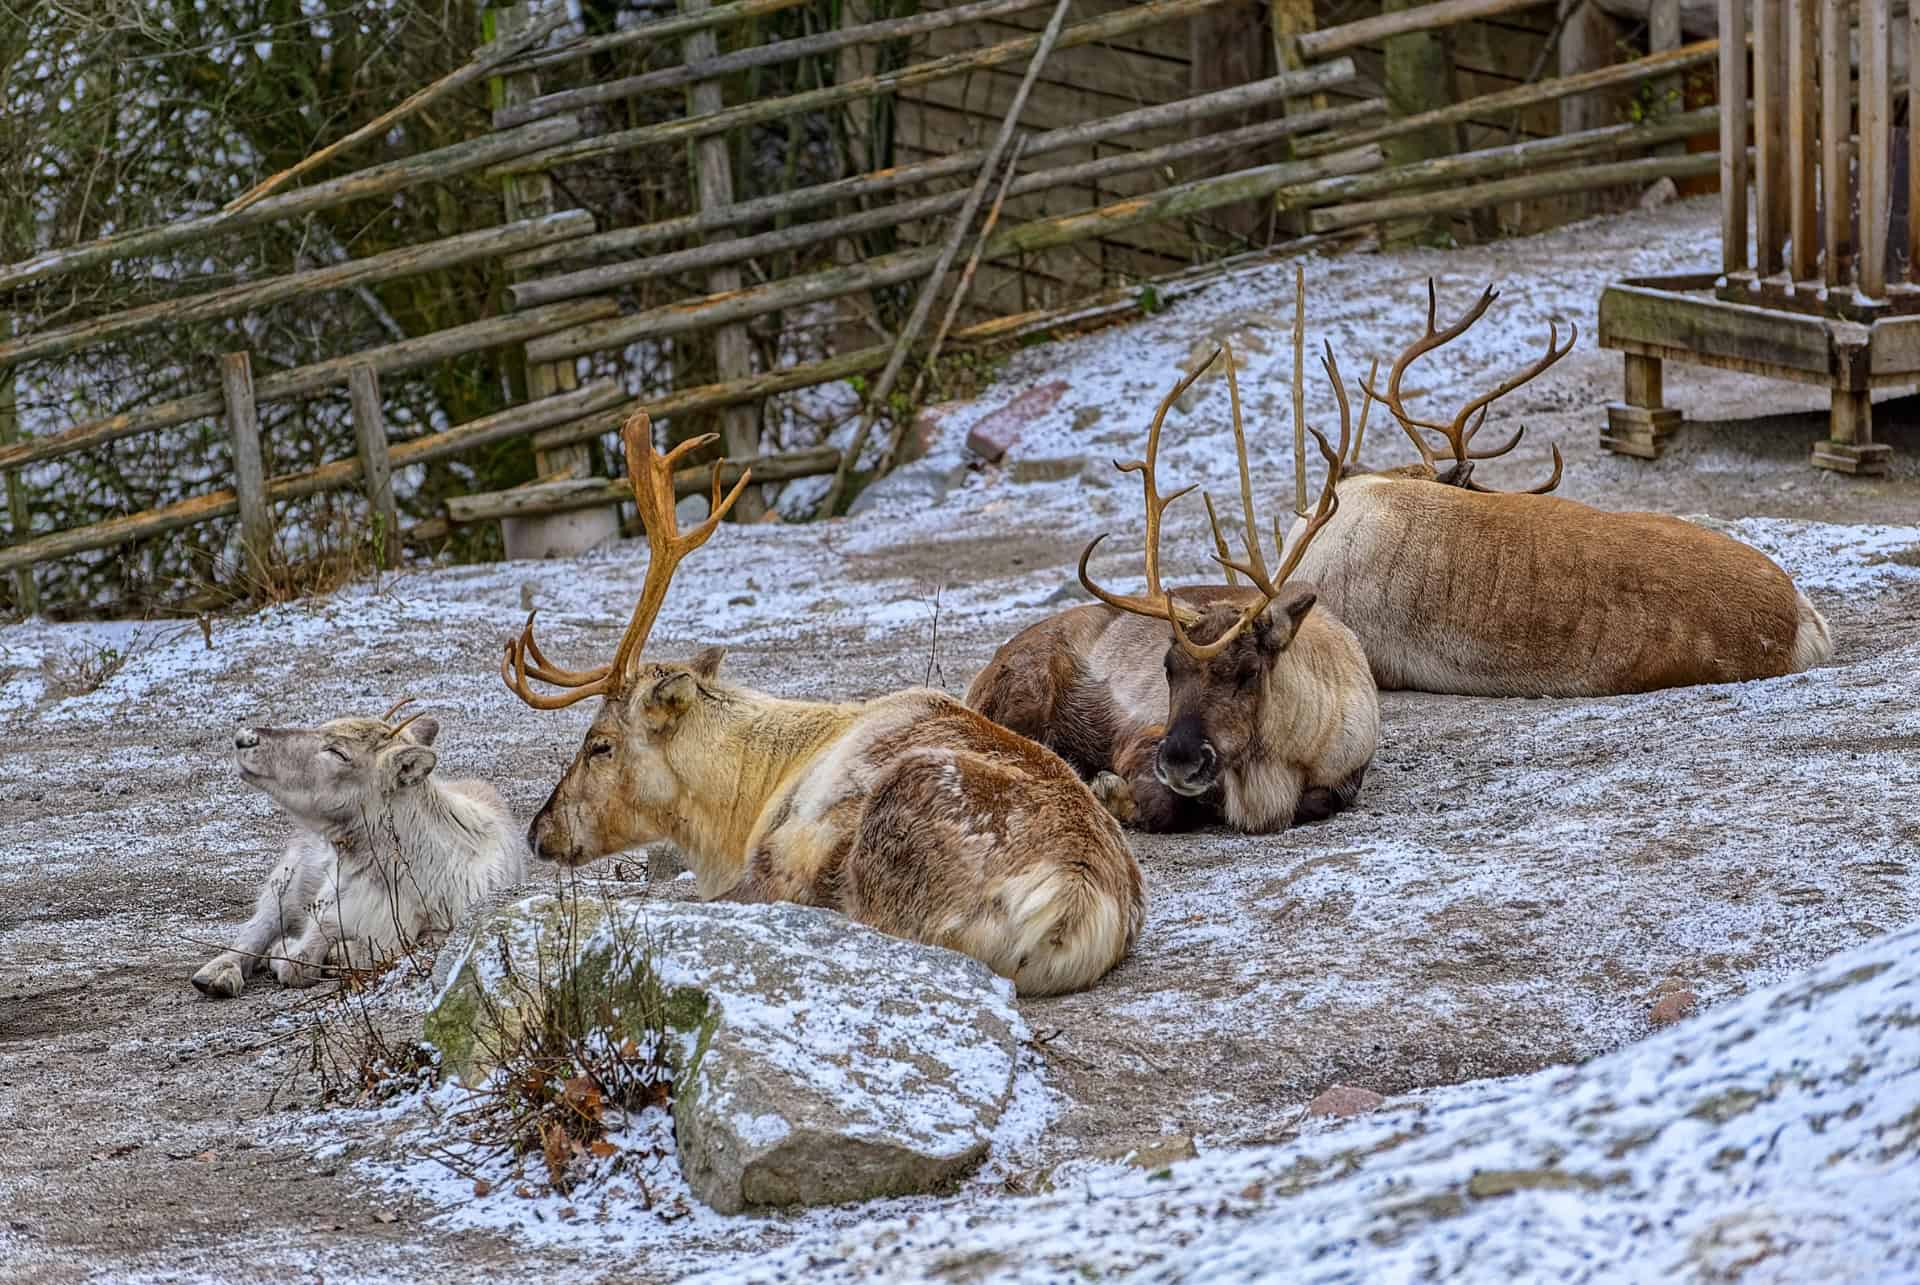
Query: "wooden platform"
1597 272 1900 476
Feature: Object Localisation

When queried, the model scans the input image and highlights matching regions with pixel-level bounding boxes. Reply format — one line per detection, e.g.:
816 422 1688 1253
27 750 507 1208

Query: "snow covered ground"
2 196 1919 1281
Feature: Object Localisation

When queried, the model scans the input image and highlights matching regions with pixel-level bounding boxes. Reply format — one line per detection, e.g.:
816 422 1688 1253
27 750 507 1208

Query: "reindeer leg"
1115 731 1212 834
1294 763 1368 825
193 852 308 999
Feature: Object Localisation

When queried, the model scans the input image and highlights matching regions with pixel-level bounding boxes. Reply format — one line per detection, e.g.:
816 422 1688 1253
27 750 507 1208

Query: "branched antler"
1363 279 1573 494
500 411 752 710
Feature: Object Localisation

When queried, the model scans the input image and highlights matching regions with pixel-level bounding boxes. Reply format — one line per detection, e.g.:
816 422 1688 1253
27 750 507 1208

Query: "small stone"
965 380 1071 462
1650 990 1698 1027
1306 1085 1386 1118
1651 976 1691 998
728 594 755 607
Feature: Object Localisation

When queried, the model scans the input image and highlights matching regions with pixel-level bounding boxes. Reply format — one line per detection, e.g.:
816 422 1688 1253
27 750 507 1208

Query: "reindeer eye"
587 739 614 759
324 746 351 763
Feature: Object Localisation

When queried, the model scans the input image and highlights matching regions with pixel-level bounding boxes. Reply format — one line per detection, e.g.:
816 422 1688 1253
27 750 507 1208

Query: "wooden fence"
0 0 1822 612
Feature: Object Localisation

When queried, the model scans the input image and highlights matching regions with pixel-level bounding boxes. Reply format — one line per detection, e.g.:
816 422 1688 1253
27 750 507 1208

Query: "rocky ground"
2 196 1918 1281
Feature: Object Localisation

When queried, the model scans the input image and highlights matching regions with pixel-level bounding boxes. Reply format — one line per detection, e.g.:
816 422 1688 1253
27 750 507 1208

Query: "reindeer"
1278 282 1834 697
501 413 1143 997
192 702 528 998
967 346 1378 834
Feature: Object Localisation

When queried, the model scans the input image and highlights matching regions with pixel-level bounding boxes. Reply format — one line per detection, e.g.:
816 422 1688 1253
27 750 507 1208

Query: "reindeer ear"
690 646 726 680
405 716 440 747
389 744 438 788
1257 584 1318 651
641 671 699 729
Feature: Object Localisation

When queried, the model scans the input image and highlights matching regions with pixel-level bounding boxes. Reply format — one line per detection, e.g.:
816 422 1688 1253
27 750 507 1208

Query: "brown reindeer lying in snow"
1281 282 1833 697
501 413 1143 997
193 702 527 997
968 346 1378 834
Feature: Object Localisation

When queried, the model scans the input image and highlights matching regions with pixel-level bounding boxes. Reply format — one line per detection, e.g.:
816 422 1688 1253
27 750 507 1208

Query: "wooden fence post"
1649 0 1683 159
348 364 401 567
221 352 274 582
1558 0 1619 218
1379 0 1458 246
684 0 766 522
491 1 622 560
0 335 37 615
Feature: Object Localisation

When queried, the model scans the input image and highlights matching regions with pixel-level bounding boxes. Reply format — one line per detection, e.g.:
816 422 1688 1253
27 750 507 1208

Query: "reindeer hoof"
271 957 321 989
191 960 245 999
1091 772 1137 824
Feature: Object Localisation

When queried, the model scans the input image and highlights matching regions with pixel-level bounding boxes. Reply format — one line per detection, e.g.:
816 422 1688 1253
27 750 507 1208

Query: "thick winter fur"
966 585 1379 834
1283 473 1835 696
528 648 1144 997
192 715 528 998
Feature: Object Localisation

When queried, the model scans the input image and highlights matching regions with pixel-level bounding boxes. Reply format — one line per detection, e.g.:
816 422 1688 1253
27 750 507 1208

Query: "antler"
501 411 752 710
378 695 426 740
1182 340 1350 661
1364 280 1573 494
1076 350 1220 629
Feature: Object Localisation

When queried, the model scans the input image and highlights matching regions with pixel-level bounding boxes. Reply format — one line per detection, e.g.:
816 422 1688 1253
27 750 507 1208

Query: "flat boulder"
426 896 1023 1214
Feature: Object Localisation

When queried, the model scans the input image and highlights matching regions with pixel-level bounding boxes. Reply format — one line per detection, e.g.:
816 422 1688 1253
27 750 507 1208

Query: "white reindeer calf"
192 702 527 998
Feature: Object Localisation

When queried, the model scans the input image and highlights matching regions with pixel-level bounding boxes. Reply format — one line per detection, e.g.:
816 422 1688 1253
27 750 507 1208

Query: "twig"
221 7 567 215
922 583 944 688
1291 262 1306 515
817 0 1074 517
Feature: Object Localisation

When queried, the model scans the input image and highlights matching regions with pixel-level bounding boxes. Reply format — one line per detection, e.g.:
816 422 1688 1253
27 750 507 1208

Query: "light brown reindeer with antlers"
967 347 1378 833
502 413 1143 996
1280 280 1833 696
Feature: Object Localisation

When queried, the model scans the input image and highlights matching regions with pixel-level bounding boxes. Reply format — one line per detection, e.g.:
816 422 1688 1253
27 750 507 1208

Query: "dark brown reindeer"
1280 282 1834 696
967 346 1378 833
502 412 1144 996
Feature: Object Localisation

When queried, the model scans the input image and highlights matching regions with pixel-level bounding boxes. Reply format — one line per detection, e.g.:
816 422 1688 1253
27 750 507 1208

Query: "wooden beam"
0 297 615 476
0 212 592 370
0 382 624 575
1379 0 1459 246
1821 0 1849 286
443 447 841 523
1788 0 1819 280
525 147 1381 365
1753 0 1788 275
509 99 1380 308
1295 0 1546 59
347 366 400 568
0 340 34 614
1310 150 1725 231
1558 0 1618 217
487 0 1240 178
222 353 273 581
495 0 1055 127
503 62 1359 272
0 117 581 296
1721 0 1750 274
683 0 764 521
1597 282 1836 377
501 0 811 76
1861 0 1893 298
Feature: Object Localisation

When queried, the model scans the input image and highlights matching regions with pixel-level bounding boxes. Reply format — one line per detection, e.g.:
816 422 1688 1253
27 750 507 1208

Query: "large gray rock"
425 896 1023 1214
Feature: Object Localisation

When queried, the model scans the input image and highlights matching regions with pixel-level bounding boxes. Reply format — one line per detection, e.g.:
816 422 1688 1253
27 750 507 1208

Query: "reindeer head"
501 412 751 866
1079 342 1349 800
1360 279 1574 494
233 698 440 828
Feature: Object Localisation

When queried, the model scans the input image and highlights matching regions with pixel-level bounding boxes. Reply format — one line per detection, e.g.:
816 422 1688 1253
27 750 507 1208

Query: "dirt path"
3 197 1918 1281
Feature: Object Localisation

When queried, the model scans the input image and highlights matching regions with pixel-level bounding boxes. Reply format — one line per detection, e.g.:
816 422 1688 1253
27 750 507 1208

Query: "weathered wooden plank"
347 365 399 567
1911 1 1920 280
222 353 273 580
0 382 624 575
488 0 1239 177
502 0 811 75
1311 149 1721 231
0 117 581 296
1861 0 1893 297
921 18 1192 100
1557 0 1617 219
1721 0 1751 274
510 101 1381 307
505 63 1355 271
444 447 841 523
1866 314 1920 374
1296 0 1549 59
0 298 615 476
1299 38 1721 157
683 0 763 521
1752 0 1788 275
1788 0 1819 280
527 146 1381 365
980 0 1190 58
499 0 1057 127
1278 106 1718 212
0 212 592 371
1597 283 1836 376
0 341 35 613
1821 0 1848 286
